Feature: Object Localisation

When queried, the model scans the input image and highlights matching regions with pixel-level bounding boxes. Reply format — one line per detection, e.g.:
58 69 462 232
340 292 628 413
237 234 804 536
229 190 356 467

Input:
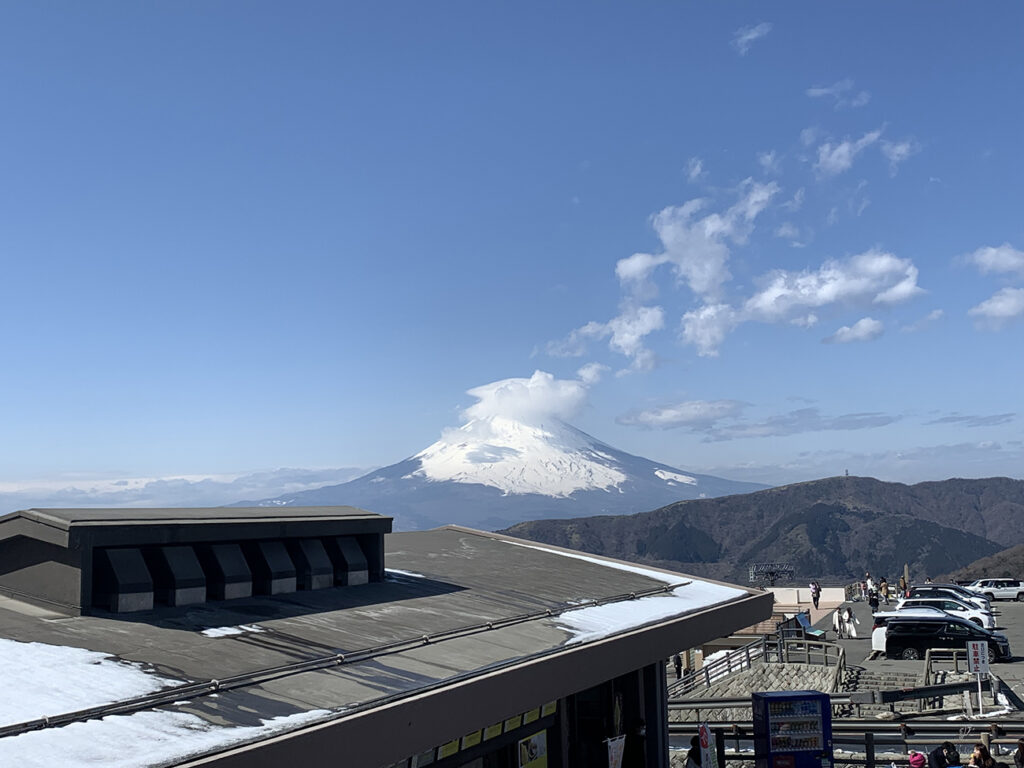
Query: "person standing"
899 574 908 598
879 576 889 605
810 581 821 610
672 653 683 680
868 590 880 612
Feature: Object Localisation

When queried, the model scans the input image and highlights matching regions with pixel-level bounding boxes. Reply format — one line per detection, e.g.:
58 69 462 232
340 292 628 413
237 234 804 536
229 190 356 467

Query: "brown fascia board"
179 573 772 768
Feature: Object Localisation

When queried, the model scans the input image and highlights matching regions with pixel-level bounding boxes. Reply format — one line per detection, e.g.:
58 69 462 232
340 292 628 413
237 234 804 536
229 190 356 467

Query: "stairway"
837 666 925 717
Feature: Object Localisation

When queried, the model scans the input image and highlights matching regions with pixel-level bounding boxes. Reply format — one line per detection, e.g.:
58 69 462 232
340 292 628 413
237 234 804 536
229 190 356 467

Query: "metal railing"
672 718 1018 768
923 647 968 684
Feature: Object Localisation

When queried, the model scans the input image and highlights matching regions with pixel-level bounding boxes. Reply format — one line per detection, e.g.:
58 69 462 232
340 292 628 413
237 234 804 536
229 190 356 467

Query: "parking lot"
827 592 1024 701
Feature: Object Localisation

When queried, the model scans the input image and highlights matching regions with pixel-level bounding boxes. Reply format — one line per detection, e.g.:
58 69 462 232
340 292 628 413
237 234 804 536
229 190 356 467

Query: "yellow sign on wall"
484 723 504 740
438 740 460 759
461 730 482 749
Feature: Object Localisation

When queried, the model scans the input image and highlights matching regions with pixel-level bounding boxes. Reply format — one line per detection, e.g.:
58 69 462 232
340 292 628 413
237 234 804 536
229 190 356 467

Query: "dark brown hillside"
943 544 1024 582
501 476 1023 583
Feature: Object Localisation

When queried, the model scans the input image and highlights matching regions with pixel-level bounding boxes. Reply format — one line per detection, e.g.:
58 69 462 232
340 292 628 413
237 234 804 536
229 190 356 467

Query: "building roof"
0 506 381 529
0 525 771 767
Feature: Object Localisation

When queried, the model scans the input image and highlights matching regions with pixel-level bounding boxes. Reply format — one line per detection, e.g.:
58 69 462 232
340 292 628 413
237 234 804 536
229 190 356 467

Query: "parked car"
884 615 1010 662
908 584 990 611
894 596 995 629
965 578 1024 602
871 607 947 653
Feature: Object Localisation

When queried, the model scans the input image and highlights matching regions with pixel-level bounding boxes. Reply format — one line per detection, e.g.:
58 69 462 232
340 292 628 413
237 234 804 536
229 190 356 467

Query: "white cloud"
464 370 589 425
968 287 1024 325
814 128 882 176
744 249 923 322
800 126 820 147
775 223 799 239
881 139 920 175
732 22 773 56
966 243 1024 275
617 399 745 429
823 316 884 344
806 78 871 109
758 150 780 174
782 187 804 212
576 362 609 385
686 157 705 182
791 313 819 328
546 306 664 369
616 180 779 300
826 206 839 226
901 308 944 333
680 303 739 357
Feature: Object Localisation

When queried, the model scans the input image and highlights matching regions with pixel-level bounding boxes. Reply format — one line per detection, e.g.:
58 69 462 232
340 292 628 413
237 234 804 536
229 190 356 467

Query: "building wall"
0 536 83 611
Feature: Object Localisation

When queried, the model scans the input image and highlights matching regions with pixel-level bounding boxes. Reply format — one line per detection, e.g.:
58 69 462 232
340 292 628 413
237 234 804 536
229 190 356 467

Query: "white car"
871 607 947 652
895 596 995 629
965 578 1024 602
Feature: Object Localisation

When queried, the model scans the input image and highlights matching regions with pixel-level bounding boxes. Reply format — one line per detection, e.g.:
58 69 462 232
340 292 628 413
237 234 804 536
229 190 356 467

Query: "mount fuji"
240 416 768 531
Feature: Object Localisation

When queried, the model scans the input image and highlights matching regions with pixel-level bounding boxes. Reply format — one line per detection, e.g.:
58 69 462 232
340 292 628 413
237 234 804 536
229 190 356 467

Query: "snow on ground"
0 708 330 768
385 568 427 579
411 416 627 497
0 638 180 728
654 469 697 485
200 624 265 638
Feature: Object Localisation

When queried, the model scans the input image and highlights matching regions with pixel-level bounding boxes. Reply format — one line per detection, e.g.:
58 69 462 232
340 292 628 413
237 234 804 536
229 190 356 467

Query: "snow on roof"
0 638 177 728
504 539 747 643
0 636 330 767
0 708 328 768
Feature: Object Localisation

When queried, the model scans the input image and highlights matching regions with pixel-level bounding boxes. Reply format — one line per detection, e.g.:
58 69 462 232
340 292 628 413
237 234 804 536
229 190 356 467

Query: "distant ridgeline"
500 476 1024 583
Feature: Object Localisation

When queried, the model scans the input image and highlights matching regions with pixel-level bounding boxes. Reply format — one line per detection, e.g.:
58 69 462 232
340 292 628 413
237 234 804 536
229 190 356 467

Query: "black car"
885 615 1011 662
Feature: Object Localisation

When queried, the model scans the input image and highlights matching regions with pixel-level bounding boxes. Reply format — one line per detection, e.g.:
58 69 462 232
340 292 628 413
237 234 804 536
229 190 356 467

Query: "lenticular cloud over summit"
462 370 588 426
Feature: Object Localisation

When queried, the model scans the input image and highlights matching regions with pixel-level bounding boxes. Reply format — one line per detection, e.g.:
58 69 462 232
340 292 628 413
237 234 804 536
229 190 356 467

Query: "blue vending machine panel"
752 691 833 768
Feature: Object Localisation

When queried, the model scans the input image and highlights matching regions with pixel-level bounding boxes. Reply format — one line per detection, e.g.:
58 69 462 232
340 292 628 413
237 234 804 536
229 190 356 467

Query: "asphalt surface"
816 593 1024 702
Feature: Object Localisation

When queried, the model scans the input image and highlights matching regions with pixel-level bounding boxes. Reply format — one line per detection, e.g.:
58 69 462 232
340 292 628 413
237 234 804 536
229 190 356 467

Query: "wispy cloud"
823 316 884 344
617 399 746 429
617 401 897 441
758 150 780 174
806 78 871 109
732 22 773 56
926 413 1016 428
680 249 920 356
686 156 706 182
901 309 944 333
815 128 883 176
881 139 920 175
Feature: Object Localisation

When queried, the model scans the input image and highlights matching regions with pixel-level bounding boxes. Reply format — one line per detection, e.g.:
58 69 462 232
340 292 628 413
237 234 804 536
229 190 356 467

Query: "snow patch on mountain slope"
409 417 628 497
655 469 697 485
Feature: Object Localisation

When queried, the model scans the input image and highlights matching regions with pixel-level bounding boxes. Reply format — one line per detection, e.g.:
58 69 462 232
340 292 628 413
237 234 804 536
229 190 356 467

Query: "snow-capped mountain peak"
408 416 627 498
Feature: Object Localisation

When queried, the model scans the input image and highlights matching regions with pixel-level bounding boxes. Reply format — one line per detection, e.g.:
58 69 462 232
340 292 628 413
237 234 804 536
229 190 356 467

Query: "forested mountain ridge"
501 476 1024 583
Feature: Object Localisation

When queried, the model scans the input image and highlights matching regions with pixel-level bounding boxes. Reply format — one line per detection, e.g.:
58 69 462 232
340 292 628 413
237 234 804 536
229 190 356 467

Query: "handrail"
669 636 771 696
923 647 967 687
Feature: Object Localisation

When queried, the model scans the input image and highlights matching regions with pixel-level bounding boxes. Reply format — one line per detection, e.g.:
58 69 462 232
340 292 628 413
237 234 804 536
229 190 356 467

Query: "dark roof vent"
0 507 391 615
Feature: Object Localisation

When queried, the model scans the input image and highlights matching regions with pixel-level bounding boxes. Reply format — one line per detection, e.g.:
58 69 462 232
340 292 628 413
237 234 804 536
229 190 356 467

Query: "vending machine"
752 690 833 768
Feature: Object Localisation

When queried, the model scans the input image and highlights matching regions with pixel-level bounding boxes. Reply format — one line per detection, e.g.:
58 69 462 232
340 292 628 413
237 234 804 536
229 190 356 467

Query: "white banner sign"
967 640 989 674
698 723 719 768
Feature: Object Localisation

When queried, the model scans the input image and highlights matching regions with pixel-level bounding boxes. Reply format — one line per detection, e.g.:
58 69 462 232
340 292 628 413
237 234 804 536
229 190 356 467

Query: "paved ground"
812 593 1024 704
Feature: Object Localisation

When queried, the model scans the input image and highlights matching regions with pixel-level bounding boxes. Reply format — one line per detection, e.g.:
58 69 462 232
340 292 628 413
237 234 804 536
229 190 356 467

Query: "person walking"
868 590 880 612
899 574 908 598
879 576 890 605
832 608 844 639
810 581 821 610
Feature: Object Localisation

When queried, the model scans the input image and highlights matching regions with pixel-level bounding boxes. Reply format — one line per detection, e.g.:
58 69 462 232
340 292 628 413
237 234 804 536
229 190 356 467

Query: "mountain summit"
241 416 767 530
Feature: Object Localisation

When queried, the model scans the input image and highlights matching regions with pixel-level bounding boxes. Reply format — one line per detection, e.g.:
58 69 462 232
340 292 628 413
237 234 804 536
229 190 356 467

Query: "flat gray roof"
0 526 771 767
2 506 381 529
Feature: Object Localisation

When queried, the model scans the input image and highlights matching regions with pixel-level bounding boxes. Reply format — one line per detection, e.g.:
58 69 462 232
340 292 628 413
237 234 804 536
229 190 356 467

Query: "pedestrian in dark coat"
673 653 683 680
868 591 880 612
929 741 960 768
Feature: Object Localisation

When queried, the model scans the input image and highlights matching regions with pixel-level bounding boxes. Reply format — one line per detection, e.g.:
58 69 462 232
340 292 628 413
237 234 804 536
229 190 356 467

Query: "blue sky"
1 2 1022 503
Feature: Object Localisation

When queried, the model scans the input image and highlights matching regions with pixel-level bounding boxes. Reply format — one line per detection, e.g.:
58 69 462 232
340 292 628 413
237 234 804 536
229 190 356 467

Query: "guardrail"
924 647 969 683
671 718 1018 768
